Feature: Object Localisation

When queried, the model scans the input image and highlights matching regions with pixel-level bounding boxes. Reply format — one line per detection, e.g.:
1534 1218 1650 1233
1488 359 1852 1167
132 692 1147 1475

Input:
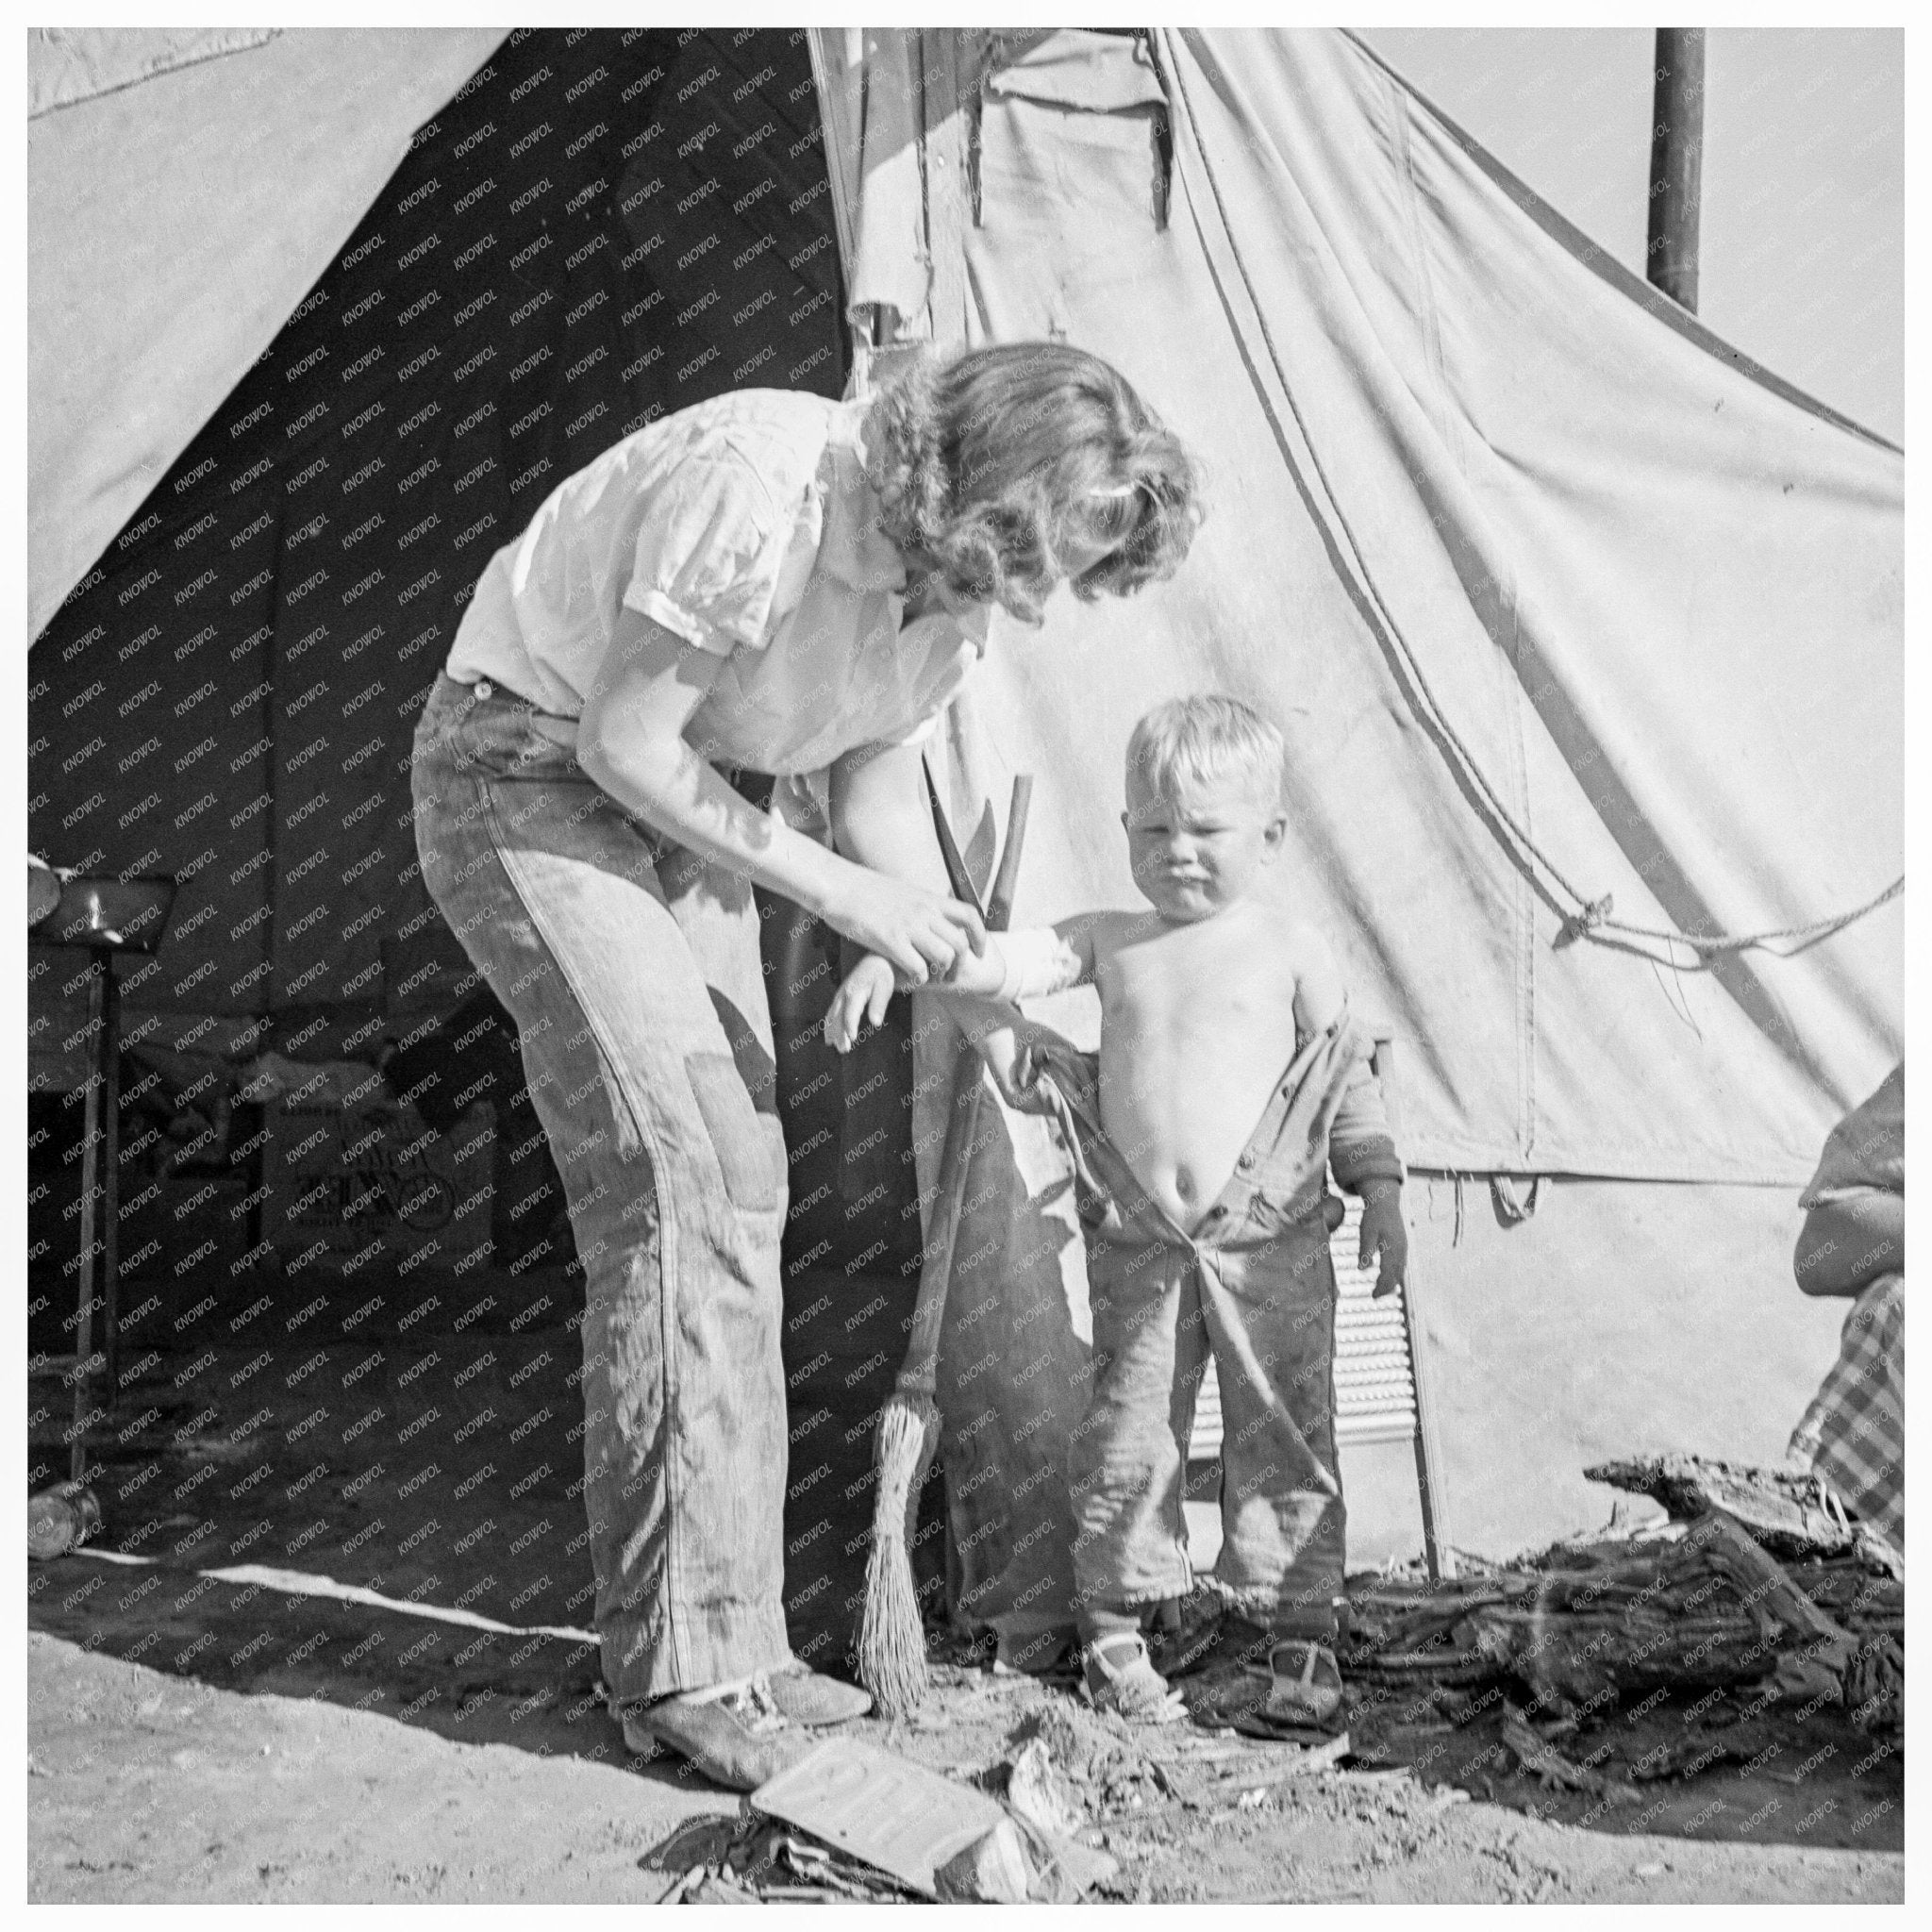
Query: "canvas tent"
814 27 1902 1608
28 29 1901 1594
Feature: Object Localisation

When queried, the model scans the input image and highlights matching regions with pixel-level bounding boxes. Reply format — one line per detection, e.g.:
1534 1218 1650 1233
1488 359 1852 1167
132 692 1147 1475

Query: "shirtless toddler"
826 695 1407 1727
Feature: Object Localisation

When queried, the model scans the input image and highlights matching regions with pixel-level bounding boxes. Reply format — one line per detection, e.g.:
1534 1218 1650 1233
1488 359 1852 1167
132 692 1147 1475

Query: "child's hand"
976 1027 1056 1115
1358 1184 1408 1297
824 954 898 1054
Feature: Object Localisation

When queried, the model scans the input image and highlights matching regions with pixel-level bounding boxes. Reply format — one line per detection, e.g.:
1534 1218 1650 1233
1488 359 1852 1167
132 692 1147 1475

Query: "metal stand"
33 865 175 1487
69 953 123 1483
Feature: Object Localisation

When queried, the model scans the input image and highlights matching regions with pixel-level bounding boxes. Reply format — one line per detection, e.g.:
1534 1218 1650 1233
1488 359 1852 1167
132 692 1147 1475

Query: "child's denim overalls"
1031 1010 1403 1641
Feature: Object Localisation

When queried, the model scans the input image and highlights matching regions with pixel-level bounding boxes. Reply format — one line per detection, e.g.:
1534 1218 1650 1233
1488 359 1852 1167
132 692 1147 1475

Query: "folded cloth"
1788 1063 1906 1560
1790 1275 1905 1557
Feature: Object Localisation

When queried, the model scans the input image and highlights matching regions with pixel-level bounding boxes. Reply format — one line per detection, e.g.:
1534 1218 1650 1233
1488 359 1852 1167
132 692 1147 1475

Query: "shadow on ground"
27 1261 1903 1902
28 1256 936 1775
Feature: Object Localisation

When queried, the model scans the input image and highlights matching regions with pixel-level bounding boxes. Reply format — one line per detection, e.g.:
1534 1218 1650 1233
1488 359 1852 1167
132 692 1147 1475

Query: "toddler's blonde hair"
1126 694 1284 805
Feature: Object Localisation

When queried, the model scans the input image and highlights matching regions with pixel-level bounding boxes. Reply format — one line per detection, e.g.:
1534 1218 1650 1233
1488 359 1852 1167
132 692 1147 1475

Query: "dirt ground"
28 1321 1905 1905
27 1626 1903 1906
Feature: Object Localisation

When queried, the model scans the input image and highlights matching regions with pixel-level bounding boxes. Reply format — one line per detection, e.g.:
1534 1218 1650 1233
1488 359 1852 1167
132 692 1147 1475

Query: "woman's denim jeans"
411 673 791 1703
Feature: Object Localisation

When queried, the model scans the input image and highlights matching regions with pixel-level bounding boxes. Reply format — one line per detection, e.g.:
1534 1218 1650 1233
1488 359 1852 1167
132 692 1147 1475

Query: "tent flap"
891 25 1901 1189
27 26 277 119
866 24 1903 1601
28 26 508 637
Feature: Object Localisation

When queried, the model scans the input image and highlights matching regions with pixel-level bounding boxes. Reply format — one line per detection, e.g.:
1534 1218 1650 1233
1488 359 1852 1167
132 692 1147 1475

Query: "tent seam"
1513 619 1537 1159
1384 77 1467 482
1387 75 1538 1158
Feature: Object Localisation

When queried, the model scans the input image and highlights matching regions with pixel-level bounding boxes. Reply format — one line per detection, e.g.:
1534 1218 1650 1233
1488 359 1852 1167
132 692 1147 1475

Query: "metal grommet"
1236 1153 1256 1173
474 679 494 701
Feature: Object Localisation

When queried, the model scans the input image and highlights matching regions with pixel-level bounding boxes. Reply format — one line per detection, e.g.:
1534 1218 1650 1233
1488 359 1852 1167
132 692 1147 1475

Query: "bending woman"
410 344 1201 1789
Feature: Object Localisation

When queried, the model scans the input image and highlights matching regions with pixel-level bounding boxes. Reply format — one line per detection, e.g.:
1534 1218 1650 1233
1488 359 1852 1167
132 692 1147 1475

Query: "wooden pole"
1647 27 1706 312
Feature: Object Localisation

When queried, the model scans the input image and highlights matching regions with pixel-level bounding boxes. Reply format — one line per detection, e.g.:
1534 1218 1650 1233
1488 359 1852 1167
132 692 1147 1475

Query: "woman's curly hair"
862 342 1204 626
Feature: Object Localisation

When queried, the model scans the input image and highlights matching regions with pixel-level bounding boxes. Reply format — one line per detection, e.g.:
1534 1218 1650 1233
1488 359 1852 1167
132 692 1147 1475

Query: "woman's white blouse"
445 388 993 815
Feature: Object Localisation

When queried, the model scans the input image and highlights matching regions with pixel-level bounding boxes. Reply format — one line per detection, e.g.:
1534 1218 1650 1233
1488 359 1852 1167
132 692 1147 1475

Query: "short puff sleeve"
622 454 790 657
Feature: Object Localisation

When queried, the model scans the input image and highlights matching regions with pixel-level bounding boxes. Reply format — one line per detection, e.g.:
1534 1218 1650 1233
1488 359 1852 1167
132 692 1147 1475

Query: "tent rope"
1568 874 1904 959
1156 32 1902 972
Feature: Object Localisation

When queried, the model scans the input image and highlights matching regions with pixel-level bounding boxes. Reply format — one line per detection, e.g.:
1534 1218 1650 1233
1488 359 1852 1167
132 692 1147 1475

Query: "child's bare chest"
1101 919 1302 1058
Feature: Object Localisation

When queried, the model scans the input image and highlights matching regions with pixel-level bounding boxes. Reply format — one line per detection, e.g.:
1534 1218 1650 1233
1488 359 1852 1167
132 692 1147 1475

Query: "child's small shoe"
1080 1632 1186 1724
1259 1639 1346 1730
1185 1636 1348 1743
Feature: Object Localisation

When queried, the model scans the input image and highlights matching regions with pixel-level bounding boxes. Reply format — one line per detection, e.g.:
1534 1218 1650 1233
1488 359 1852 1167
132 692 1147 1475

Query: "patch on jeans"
684 1052 784 1210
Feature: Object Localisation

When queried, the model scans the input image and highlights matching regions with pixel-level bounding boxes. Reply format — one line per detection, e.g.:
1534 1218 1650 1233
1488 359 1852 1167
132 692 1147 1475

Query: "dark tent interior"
29 25 941 1672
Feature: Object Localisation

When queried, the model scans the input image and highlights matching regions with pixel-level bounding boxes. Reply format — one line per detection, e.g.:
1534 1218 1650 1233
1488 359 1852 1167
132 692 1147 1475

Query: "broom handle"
894 775 1032 1401
894 1048 985 1403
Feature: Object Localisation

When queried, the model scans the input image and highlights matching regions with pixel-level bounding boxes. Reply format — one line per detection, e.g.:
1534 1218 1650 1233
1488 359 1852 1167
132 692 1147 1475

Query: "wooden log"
1459 1606 1776 1703
1586 1452 1857 1559
1691 1511 1857 1653
1501 1707 1641 1802
1798 1558 1905 1636
1349 1503 1904 1730
1690 1508 1867 1707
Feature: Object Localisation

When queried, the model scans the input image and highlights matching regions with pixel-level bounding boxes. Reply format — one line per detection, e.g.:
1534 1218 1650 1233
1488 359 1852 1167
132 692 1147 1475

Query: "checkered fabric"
1790 1274 1905 1558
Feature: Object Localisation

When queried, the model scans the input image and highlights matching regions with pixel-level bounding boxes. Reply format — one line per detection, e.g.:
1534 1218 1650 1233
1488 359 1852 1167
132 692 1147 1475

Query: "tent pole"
1646 27 1705 312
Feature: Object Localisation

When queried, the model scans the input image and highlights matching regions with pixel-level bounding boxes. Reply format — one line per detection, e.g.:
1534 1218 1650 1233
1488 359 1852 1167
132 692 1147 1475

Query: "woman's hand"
824 870 986 985
937 936 1008 998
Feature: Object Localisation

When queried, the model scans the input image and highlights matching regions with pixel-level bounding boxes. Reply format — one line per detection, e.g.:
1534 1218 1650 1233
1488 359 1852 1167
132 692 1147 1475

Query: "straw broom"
857 774 1032 1717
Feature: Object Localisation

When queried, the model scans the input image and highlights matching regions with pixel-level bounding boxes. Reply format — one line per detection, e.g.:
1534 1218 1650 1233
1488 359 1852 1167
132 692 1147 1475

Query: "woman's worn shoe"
1146 1590 1227 1683
764 1661 872 1726
1080 1633 1186 1724
992 1616 1077 1679
622 1674 820 1791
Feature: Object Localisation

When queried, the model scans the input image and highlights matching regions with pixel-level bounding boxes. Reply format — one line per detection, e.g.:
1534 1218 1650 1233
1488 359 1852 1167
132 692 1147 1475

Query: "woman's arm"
576 609 983 980
823 915 1099 1058
826 740 953 891
827 734 1092 1004
1794 1190 1904 1298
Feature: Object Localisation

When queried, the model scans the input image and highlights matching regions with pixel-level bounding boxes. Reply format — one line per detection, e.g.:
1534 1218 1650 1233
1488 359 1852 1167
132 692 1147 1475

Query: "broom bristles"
856 1390 941 1717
